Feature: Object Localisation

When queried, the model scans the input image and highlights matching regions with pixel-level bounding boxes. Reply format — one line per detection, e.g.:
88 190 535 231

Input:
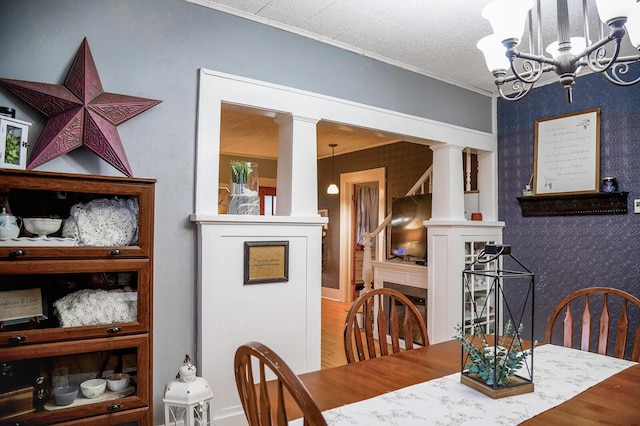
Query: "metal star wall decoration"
0 38 161 176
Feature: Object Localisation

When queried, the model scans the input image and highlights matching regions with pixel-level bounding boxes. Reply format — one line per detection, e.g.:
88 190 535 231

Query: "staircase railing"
360 165 433 292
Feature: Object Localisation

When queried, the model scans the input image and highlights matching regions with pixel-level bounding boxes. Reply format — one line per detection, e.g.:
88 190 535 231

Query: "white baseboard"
322 286 341 301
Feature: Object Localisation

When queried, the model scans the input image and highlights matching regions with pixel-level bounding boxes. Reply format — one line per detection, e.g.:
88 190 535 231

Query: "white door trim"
339 167 386 302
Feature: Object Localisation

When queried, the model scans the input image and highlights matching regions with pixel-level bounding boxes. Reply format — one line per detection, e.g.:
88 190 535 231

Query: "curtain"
356 182 379 249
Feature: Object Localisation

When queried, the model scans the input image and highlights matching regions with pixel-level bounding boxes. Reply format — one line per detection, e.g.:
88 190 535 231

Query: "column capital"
274 113 320 126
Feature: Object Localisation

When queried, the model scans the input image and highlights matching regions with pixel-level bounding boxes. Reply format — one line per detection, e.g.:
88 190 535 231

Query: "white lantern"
163 355 213 426
0 116 30 170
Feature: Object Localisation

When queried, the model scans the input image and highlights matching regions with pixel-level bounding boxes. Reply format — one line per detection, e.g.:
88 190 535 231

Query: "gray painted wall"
0 0 491 422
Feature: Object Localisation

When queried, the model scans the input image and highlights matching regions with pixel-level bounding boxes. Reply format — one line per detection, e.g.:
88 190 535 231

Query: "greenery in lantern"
454 321 534 387
4 132 20 165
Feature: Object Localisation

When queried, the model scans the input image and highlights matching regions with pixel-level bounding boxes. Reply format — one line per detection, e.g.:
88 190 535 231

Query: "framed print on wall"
534 108 600 195
244 241 289 284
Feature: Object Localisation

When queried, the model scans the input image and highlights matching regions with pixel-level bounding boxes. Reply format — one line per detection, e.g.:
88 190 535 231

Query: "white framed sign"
534 109 600 195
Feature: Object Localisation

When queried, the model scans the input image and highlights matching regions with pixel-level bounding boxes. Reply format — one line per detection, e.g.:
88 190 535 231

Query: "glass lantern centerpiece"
457 244 535 399
228 161 259 215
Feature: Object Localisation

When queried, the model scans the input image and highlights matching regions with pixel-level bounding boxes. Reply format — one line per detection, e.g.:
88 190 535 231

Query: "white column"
430 144 465 221
477 150 498 221
275 114 320 216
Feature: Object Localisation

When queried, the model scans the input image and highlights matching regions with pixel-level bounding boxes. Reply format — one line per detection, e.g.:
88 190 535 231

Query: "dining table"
286 339 640 425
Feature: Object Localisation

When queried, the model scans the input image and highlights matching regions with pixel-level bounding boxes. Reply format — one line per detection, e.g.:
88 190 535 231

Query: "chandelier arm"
502 64 554 84
496 83 532 102
506 50 554 84
603 61 640 86
584 35 623 74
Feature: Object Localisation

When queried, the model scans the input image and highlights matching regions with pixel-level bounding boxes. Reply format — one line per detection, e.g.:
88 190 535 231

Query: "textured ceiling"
192 0 634 159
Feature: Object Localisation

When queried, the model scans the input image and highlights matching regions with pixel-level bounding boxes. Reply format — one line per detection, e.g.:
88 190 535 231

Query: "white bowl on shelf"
52 385 79 406
106 373 130 392
23 218 62 237
80 378 106 399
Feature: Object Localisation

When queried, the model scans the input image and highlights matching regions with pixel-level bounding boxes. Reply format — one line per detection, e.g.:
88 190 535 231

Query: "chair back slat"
276 382 287 425
562 304 573 348
597 294 610 356
363 300 377 359
546 287 640 361
353 313 366 361
632 327 640 362
259 363 272 425
613 300 629 359
404 311 415 350
343 288 429 364
234 342 327 426
580 295 592 352
389 299 402 353
378 298 390 356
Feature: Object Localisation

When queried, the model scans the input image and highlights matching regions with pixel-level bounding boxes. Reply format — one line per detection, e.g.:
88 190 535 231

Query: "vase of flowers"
228 161 259 215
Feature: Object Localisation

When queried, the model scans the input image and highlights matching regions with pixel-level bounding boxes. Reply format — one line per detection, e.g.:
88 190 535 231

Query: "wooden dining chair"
234 341 327 426
343 287 429 363
545 287 640 361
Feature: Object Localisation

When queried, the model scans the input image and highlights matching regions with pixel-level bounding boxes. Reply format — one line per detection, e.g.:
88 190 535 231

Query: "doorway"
352 181 379 298
339 167 386 302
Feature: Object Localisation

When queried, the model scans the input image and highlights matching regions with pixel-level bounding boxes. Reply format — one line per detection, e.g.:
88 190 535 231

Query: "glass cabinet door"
0 170 154 259
0 259 150 346
463 240 497 335
0 335 149 426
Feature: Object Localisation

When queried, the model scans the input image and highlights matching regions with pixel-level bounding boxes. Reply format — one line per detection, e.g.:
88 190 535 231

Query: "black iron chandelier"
477 0 640 103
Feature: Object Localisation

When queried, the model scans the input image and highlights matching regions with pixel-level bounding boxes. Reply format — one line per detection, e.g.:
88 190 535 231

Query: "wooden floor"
321 298 352 369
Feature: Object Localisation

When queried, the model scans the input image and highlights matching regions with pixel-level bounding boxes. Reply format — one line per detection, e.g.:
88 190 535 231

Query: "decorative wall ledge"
517 192 628 217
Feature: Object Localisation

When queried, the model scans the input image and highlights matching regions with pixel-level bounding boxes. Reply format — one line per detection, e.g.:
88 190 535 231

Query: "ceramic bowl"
106 373 130 392
23 218 62 237
52 385 78 406
80 378 106 399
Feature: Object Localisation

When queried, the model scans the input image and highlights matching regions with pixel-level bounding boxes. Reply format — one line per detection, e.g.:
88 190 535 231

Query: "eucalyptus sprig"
454 321 534 387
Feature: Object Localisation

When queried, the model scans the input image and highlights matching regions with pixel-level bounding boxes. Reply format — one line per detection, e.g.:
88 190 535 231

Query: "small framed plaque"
244 241 289 285
0 288 47 325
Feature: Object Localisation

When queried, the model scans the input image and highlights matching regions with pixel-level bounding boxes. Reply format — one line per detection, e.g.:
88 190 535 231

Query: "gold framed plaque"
244 241 289 284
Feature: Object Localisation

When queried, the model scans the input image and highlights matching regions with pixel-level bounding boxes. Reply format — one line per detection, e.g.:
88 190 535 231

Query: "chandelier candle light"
477 0 640 102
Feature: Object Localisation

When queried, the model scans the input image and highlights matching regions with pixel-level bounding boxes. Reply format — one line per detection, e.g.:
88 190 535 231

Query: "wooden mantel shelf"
517 192 628 217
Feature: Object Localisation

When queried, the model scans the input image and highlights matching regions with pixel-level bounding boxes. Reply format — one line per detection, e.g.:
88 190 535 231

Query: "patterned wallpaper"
497 67 640 344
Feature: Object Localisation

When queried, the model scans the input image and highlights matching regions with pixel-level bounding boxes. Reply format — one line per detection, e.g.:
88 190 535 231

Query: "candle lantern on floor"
458 244 535 399
163 354 213 425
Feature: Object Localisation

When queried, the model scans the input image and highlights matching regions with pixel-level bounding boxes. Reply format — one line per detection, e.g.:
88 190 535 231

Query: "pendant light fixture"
327 143 339 195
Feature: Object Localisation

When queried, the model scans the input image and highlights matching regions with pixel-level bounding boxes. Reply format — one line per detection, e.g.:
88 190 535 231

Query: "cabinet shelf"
517 192 628 217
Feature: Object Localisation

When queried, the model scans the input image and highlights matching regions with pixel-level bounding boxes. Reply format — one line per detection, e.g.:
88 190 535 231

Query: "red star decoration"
0 38 161 177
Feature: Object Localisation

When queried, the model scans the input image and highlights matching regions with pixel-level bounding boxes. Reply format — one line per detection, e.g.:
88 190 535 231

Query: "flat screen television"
389 193 432 263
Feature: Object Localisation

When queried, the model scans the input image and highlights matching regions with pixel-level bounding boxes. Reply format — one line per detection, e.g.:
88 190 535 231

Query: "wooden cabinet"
0 170 154 426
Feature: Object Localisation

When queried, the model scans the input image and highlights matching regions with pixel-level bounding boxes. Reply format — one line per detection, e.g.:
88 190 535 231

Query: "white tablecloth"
291 344 636 425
